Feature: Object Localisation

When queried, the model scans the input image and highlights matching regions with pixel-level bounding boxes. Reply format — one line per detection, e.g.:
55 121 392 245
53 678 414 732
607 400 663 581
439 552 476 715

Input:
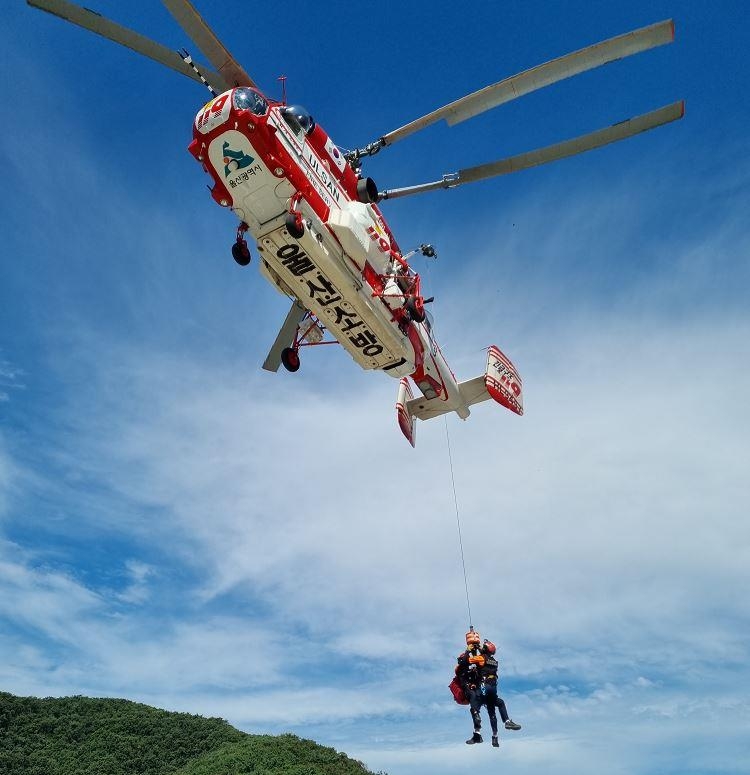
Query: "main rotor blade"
381 20 675 148
161 0 256 88
380 101 684 201
28 0 227 92
262 300 307 373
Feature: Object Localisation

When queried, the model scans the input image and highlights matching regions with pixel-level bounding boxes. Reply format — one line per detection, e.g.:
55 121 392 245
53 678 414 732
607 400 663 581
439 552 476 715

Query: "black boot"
465 732 483 745
492 736 499 747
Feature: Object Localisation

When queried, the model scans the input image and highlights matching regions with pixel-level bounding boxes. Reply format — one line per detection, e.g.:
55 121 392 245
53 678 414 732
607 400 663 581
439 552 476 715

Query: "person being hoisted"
455 627 521 747
475 637 521 747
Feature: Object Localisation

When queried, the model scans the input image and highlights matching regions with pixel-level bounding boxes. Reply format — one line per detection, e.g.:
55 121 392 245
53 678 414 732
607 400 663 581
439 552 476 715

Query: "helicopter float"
28 0 683 446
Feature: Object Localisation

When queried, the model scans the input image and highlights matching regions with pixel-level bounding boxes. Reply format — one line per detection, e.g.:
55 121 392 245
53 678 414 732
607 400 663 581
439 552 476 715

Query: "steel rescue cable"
444 415 473 628
423 255 474 629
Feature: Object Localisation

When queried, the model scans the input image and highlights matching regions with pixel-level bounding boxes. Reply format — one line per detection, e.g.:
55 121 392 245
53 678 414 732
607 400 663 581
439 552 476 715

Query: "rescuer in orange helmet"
455 627 486 744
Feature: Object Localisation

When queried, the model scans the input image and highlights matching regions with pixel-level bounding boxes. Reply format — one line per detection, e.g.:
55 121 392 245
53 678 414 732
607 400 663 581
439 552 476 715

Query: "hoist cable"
444 415 473 628
421 255 472 627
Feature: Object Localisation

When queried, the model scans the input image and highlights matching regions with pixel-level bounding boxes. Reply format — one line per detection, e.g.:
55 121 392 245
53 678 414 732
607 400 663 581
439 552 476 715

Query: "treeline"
0 692 379 775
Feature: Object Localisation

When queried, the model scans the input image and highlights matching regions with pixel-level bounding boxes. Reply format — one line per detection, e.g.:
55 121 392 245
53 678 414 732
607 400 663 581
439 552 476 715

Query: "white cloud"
0 356 25 406
0 360 25 386
0 543 104 658
116 559 156 604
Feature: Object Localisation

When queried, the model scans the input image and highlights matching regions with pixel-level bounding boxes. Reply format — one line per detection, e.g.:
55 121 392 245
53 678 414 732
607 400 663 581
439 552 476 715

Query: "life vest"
481 655 499 683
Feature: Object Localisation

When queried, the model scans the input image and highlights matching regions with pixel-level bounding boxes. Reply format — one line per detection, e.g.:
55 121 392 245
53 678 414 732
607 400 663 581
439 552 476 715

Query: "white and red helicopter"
29 0 683 446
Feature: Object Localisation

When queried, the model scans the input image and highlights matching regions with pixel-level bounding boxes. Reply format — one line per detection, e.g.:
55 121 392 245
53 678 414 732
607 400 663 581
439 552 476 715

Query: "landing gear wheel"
405 296 426 323
285 212 304 239
232 242 251 266
281 347 301 372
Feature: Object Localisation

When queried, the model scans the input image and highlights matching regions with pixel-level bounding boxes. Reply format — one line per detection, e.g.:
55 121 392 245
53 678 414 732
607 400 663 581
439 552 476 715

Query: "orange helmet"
465 629 481 647
483 639 497 655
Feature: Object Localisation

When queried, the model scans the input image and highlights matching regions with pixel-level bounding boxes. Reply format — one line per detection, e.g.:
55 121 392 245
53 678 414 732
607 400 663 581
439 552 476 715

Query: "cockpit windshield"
233 88 268 116
281 105 315 135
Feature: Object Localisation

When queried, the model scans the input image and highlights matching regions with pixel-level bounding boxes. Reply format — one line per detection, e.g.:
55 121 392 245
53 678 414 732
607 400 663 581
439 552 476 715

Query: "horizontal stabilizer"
406 392 454 423
457 374 492 408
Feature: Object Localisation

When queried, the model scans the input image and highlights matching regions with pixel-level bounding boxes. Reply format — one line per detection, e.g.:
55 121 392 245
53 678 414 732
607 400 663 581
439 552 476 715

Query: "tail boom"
395 345 523 444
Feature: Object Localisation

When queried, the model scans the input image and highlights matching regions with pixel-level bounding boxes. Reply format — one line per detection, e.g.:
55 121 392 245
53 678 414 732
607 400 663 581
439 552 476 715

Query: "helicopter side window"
281 105 315 137
424 311 437 355
233 87 268 116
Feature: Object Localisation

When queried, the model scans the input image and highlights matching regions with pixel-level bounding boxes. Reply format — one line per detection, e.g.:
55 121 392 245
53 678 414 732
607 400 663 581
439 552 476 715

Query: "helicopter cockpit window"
233 88 268 116
281 105 315 136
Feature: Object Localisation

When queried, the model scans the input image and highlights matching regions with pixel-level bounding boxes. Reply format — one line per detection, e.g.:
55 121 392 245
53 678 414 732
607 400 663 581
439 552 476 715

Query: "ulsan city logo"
223 140 255 177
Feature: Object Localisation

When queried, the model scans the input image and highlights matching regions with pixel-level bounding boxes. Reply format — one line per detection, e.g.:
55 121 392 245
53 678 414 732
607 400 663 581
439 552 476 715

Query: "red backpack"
449 676 469 705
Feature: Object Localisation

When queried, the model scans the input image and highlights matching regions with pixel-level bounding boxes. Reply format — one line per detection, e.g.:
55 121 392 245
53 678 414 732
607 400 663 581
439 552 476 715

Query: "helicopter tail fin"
396 378 417 447
481 345 524 416
448 345 523 416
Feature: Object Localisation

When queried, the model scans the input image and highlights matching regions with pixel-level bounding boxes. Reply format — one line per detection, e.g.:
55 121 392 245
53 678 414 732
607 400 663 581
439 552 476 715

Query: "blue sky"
2 1 749 774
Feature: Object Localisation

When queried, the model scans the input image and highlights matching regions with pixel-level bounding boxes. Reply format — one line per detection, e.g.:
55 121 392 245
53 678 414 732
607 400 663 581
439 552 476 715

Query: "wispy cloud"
0 356 25 404
116 559 156 604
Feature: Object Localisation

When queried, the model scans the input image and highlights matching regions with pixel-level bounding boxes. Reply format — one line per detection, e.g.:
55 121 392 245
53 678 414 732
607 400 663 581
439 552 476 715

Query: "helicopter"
28 0 683 446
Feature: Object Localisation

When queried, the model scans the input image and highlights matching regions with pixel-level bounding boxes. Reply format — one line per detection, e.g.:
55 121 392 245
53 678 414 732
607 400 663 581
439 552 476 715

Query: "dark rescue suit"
456 647 485 734
475 653 512 736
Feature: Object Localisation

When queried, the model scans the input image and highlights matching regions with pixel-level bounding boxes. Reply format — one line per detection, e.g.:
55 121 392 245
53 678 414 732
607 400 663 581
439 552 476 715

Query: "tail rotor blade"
161 0 256 88
28 0 227 92
380 101 684 201
380 20 675 149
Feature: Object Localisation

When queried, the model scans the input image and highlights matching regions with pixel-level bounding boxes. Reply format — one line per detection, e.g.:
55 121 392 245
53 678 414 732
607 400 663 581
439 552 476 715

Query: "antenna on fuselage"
179 48 217 97
277 74 287 105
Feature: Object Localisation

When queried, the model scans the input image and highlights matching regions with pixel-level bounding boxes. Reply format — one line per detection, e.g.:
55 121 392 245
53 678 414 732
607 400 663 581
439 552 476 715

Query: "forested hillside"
0 692 378 775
